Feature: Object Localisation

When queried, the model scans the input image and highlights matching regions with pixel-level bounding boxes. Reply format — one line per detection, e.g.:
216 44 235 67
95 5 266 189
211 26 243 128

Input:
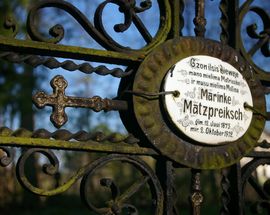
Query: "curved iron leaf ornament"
27 0 171 52
239 1 270 79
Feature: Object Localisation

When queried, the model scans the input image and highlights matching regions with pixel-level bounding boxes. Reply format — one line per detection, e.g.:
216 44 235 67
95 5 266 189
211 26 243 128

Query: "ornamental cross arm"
32 75 128 128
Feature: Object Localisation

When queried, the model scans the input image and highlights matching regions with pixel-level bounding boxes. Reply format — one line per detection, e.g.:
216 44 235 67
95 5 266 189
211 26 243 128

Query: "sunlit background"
0 0 270 214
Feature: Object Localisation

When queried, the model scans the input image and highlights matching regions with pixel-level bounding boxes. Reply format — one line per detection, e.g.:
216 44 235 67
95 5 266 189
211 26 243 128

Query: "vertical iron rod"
156 158 178 215
194 0 206 37
219 0 239 48
220 168 231 215
190 169 203 215
169 0 185 38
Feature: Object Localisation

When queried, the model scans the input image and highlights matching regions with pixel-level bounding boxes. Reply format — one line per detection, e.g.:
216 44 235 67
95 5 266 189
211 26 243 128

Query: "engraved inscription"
163 55 253 145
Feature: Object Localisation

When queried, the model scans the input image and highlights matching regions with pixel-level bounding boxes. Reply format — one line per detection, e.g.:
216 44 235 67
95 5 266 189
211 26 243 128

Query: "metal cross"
33 75 128 128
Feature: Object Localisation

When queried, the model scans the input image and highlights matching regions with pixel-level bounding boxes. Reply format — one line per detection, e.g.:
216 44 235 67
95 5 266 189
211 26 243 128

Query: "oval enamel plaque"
163 55 253 145
130 37 266 169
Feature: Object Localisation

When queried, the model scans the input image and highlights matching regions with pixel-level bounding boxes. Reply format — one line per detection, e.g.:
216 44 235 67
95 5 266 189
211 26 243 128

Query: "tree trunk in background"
1 1 40 208
20 66 41 209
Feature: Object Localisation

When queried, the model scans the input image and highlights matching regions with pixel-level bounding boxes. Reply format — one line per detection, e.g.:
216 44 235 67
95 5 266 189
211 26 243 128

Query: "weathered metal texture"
219 1 270 214
133 36 265 169
241 158 270 214
0 146 15 167
194 0 206 37
190 169 203 215
156 159 179 215
220 164 244 215
238 0 270 81
0 52 132 78
220 168 231 215
80 154 164 215
168 0 184 38
0 35 145 65
27 0 170 52
14 150 163 214
219 0 239 47
0 0 171 63
33 75 128 128
0 0 270 215
0 1 172 211
0 127 160 156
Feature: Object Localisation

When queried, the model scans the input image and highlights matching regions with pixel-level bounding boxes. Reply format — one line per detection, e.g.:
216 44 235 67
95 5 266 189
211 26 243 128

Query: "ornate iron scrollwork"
246 7 270 58
16 148 61 196
81 154 163 215
14 149 163 214
25 0 171 52
241 158 270 214
0 52 132 78
1 0 270 214
0 146 15 167
1 15 18 38
131 37 265 169
0 126 139 144
94 0 153 44
33 75 128 127
239 1 270 79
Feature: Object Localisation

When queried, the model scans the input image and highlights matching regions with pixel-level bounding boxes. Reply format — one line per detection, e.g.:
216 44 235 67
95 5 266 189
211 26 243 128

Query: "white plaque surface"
163 55 253 145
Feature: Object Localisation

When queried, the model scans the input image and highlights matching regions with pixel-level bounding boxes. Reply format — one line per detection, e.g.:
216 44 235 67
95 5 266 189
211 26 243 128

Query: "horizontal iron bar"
0 36 145 65
246 151 270 158
0 136 158 156
33 75 129 128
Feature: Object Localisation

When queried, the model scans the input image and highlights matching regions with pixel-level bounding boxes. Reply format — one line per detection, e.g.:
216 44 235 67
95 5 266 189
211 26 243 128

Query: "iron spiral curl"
0 127 139 145
0 52 131 78
80 154 164 215
27 0 125 49
94 0 153 47
239 1 270 78
241 158 270 214
15 151 163 214
245 7 270 57
1 15 18 38
26 0 170 52
16 148 61 196
0 146 15 167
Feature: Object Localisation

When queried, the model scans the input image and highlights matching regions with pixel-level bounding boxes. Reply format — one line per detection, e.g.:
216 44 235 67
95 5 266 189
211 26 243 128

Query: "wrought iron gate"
0 0 270 214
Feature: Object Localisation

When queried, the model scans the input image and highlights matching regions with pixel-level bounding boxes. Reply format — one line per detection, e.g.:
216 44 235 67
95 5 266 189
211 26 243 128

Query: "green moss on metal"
0 136 157 156
0 36 145 65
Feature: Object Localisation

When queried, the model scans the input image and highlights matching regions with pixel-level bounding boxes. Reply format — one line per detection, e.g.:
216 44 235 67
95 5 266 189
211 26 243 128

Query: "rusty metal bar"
194 0 206 37
0 136 157 156
190 169 203 215
0 36 145 65
0 51 131 78
156 158 179 215
33 75 128 128
219 0 239 47
168 0 184 38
